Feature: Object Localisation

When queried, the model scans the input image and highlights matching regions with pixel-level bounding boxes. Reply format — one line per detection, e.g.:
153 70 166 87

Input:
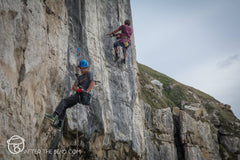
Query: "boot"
121 58 126 64
45 113 56 122
114 53 119 62
51 123 62 132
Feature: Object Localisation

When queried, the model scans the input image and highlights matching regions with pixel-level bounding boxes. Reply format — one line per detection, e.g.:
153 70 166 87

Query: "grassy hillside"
138 63 217 109
138 62 239 132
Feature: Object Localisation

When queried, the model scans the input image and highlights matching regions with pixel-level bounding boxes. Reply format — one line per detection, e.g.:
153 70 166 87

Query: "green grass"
138 62 240 135
165 84 188 107
138 63 175 87
137 63 215 109
205 102 218 114
138 63 175 109
216 108 240 138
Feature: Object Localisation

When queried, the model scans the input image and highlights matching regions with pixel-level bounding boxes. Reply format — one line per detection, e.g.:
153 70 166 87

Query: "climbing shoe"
121 59 126 64
45 113 56 122
51 123 62 132
114 53 119 62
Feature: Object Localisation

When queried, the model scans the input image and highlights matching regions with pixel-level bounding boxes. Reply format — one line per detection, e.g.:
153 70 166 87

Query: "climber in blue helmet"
45 60 95 131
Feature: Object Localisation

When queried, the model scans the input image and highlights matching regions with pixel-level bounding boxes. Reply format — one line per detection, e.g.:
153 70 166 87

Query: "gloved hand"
107 33 115 37
77 88 82 93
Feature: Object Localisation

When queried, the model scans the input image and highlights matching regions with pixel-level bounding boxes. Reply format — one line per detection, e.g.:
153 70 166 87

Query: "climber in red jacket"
107 19 133 64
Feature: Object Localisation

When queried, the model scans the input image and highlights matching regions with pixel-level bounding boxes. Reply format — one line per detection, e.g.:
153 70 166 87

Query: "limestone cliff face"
0 0 239 160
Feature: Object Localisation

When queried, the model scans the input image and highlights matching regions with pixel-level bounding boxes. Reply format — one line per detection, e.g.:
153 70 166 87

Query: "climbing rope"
76 99 79 156
76 48 80 157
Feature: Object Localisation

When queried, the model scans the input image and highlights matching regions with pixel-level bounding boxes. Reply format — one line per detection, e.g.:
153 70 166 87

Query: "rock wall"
1 0 141 159
138 62 240 160
0 0 240 160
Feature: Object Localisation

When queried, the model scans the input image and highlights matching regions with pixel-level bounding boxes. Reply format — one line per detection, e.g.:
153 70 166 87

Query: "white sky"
130 0 240 119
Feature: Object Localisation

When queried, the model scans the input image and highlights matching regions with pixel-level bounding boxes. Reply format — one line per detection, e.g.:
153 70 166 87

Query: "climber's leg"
121 41 131 64
113 40 121 61
51 93 81 131
55 93 81 121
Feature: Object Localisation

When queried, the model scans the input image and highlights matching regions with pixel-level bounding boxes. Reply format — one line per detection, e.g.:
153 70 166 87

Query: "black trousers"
55 93 81 121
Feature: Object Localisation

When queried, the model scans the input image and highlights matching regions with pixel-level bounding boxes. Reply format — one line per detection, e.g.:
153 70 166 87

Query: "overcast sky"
130 0 240 119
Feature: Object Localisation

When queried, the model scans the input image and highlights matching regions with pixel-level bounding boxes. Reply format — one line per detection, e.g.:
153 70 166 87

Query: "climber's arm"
86 81 95 93
107 28 121 36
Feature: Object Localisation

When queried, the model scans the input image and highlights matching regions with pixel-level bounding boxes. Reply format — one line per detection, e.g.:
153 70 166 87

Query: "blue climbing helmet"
79 60 88 68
